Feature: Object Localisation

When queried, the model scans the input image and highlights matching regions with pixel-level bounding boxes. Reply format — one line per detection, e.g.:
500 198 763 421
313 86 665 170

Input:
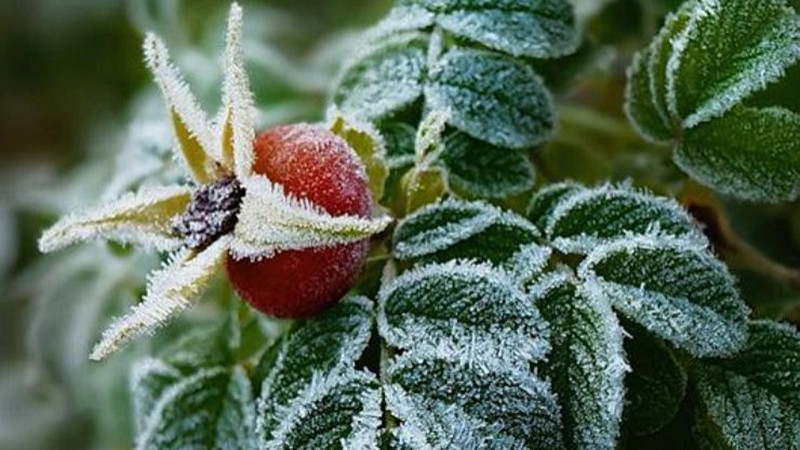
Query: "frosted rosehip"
226 124 372 318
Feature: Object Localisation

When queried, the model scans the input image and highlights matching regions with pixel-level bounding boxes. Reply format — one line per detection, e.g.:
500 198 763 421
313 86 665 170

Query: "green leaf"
380 122 417 170
623 325 687 436
425 47 555 149
261 370 382 450
254 297 373 435
438 131 536 199
403 166 447 214
676 106 800 202
385 347 563 449
667 0 800 129
526 181 584 230
534 274 627 450
329 113 389 202
545 184 707 254
334 33 428 120
393 199 539 265
579 236 749 357
131 358 183 434
624 4 692 143
135 365 255 450
395 0 579 59
379 260 551 365
692 321 800 449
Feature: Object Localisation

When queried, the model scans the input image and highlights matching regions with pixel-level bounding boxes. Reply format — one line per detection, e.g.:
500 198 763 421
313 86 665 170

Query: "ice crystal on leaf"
38 3 391 359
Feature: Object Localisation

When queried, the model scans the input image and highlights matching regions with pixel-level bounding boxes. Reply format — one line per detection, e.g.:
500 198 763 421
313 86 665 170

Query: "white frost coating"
365 5 436 42
577 234 748 357
261 370 380 450
393 199 501 260
545 182 707 254
385 345 562 449
38 185 191 253
230 176 392 260
90 236 230 360
415 109 449 163
135 366 228 450
143 32 218 183
377 259 551 365
501 243 552 287
218 2 256 180
131 357 182 433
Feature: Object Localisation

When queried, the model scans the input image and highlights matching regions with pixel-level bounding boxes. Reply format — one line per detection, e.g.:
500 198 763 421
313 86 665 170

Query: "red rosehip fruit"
226 124 371 318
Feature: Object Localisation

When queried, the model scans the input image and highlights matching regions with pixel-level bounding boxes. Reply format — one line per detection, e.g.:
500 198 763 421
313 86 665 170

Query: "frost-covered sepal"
90 236 231 360
218 2 256 180
143 33 220 183
378 260 550 366
333 32 428 120
38 185 191 253
534 273 627 450
545 183 707 254
692 321 800 449
578 235 749 357
385 346 563 449
230 176 392 260
134 364 255 450
390 0 579 59
393 199 539 266
425 47 554 149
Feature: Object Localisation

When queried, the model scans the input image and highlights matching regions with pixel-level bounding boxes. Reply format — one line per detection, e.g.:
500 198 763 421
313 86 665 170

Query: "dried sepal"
230 176 392 259
90 236 231 360
218 2 256 180
143 33 220 184
38 185 192 253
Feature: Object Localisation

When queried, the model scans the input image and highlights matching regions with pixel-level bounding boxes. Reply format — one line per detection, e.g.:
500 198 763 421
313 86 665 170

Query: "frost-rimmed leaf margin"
384 344 563 449
544 183 707 254
333 32 429 120
378 259 551 366
392 198 539 265
371 0 579 59
691 320 800 449
533 272 627 450
438 131 536 200
425 47 555 149
578 234 749 357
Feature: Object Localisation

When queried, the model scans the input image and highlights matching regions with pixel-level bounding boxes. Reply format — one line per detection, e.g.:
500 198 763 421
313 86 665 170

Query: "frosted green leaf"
693 321 800 449
38 185 191 253
393 199 539 265
131 358 182 434
667 0 800 128
136 365 255 450
425 47 555 149
623 325 687 436
368 4 436 40
579 236 749 357
396 0 579 59
334 33 428 120
438 131 536 199
379 260 550 365
386 347 563 449
546 183 707 254
676 106 800 202
501 243 552 287
624 4 692 143
261 370 381 450
526 181 583 230
380 122 417 169
329 112 389 201
255 297 373 438
625 47 675 144
534 274 627 450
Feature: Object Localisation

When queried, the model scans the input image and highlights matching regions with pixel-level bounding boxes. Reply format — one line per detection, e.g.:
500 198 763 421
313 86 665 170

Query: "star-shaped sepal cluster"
38 3 391 360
